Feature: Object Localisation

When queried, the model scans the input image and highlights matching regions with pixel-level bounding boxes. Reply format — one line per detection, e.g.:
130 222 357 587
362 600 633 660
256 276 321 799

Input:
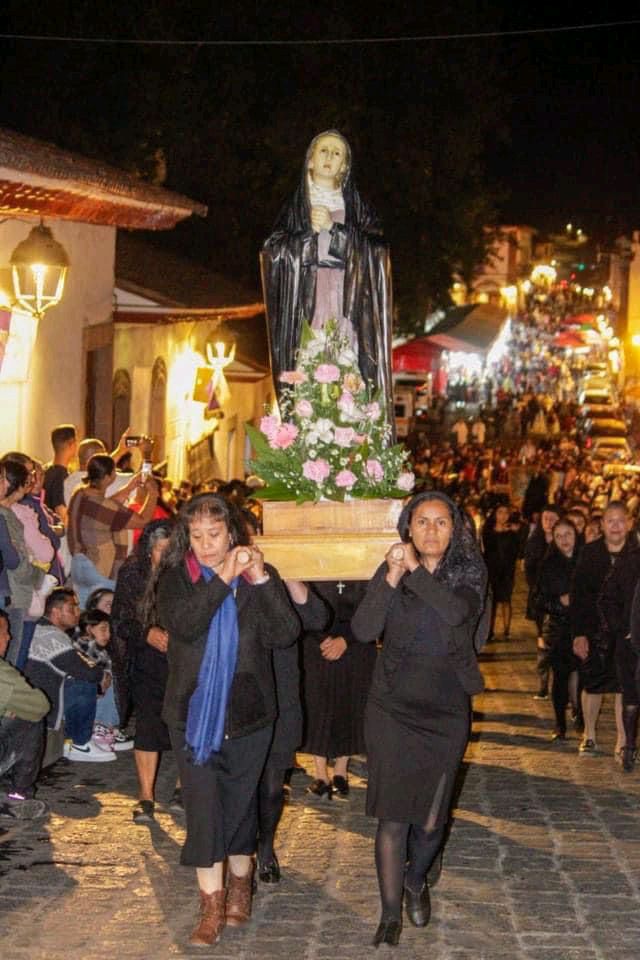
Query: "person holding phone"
67 455 158 607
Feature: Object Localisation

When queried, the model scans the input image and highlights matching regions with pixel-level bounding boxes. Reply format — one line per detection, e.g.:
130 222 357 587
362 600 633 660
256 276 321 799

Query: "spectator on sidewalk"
43 424 78 525
67 455 158 607
0 609 50 819
24 588 115 763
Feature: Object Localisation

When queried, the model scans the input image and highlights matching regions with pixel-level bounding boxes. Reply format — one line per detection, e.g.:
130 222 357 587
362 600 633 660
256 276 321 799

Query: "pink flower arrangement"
269 423 299 450
334 426 356 447
365 459 384 482
295 399 313 418
279 370 308 384
314 363 341 384
335 469 357 489
302 458 331 483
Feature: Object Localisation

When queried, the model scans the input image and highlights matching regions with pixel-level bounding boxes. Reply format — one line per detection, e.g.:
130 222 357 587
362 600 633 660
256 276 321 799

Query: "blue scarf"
185 564 240 764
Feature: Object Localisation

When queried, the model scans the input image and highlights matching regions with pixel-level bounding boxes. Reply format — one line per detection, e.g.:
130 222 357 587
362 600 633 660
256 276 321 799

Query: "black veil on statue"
260 130 395 438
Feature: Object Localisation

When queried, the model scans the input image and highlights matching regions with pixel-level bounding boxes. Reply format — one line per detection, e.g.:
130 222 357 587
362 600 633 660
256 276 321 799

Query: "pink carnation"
365 401 381 420
336 469 357 489
260 415 279 440
314 363 341 384
295 399 313 418
365 459 384 482
334 427 356 447
397 472 416 492
279 370 308 384
270 423 299 450
337 390 356 415
302 458 331 483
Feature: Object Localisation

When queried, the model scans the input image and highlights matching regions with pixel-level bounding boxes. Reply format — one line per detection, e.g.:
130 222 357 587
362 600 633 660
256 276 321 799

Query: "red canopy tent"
553 330 587 349
392 338 443 374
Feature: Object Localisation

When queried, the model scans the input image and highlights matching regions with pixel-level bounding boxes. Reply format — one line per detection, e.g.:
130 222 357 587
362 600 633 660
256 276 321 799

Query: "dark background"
1 2 639 328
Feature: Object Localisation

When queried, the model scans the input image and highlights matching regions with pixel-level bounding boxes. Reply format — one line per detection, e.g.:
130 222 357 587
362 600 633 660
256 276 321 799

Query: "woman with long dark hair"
535 519 580 742
352 491 487 948
112 519 174 820
148 493 300 948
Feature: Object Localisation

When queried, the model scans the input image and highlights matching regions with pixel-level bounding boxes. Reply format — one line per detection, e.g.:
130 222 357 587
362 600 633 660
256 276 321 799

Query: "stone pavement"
2 576 640 960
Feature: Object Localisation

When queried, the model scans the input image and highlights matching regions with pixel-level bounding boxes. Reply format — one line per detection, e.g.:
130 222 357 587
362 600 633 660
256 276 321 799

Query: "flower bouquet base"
256 498 403 580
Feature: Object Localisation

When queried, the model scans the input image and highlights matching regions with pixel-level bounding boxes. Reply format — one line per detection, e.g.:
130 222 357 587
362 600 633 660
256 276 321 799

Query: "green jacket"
0 657 49 722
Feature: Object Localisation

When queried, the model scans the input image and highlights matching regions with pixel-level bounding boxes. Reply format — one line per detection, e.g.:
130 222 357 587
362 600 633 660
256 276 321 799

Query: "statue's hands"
310 205 333 233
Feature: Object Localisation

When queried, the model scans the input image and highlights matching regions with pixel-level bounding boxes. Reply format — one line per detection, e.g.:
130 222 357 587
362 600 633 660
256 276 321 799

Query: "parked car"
590 436 632 462
582 418 628 439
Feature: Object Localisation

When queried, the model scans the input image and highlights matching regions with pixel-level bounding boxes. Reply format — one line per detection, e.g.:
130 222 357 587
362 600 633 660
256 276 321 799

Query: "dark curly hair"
397 490 487 605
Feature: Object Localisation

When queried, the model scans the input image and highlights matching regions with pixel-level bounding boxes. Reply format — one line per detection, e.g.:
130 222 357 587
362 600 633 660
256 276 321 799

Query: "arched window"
149 357 167 462
112 369 131 446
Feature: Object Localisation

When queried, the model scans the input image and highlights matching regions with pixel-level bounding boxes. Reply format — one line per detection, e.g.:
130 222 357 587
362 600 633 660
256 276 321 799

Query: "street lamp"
10 223 70 319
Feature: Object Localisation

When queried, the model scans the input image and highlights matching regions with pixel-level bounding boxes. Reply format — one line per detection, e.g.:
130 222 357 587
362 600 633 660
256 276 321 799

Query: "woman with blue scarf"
150 494 300 948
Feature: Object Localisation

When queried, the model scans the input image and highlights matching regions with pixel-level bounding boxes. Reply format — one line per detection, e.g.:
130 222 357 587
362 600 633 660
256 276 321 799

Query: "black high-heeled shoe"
372 919 402 947
404 882 431 927
258 853 281 883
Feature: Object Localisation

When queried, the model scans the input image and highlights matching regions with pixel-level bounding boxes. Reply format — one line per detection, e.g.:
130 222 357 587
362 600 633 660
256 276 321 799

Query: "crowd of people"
4 300 640 948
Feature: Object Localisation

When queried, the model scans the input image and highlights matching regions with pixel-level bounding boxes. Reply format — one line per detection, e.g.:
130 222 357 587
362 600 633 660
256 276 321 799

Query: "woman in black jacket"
535 519 580 741
150 493 300 948
352 491 487 948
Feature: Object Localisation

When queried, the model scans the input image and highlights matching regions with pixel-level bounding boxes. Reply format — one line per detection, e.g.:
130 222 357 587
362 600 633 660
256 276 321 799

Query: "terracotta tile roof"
0 127 207 229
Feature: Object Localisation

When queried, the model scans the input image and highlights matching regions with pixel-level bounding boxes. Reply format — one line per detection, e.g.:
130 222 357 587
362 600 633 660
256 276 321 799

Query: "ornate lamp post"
10 223 70 319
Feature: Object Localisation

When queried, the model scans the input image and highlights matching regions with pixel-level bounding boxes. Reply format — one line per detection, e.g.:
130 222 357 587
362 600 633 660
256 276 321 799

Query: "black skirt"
365 645 470 826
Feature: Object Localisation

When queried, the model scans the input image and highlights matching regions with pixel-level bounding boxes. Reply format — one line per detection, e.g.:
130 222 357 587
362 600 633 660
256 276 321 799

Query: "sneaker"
66 740 116 763
92 724 115 752
111 728 134 752
578 738 599 756
332 775 350 800
168 787 183 812
0 794 49 819
306 779 332 801
132 799 155 824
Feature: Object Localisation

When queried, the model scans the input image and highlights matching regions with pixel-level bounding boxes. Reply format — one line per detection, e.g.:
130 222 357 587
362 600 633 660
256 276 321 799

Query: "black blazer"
158 562 300 739
351 563 483 696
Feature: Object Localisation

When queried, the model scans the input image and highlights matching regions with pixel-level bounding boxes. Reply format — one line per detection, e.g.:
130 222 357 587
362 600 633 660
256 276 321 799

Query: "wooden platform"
256 498 404 580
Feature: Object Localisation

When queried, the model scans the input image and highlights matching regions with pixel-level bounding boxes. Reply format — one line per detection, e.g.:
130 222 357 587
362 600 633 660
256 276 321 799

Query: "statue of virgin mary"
260 130 394 434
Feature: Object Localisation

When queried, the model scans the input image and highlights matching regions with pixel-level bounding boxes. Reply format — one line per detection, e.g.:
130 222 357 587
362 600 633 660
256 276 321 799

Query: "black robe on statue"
260 135 394 433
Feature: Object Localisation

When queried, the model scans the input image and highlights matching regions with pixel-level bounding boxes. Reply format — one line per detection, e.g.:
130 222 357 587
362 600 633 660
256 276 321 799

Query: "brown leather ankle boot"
189 888 226 946
225 863 254 926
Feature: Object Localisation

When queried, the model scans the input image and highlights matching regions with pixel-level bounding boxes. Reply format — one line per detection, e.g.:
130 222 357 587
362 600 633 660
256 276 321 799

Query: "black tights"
623 704 639 752
257 762 286 865
374 819 444 921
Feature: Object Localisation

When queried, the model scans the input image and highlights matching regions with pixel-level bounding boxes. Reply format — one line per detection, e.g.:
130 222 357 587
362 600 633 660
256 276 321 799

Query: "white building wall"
114 319 271 483
0 219 115 461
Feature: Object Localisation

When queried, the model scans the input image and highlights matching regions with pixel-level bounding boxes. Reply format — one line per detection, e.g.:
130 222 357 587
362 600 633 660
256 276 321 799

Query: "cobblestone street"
2 577 640 960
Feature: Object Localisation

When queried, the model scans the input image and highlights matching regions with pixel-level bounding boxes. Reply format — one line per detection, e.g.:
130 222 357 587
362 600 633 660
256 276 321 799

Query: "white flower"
337 347 357 366
303 337 327 359
306 418 334 445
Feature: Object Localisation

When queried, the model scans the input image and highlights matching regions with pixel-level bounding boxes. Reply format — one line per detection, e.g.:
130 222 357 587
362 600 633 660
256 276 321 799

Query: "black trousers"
169 723 272 868
0 716 44 798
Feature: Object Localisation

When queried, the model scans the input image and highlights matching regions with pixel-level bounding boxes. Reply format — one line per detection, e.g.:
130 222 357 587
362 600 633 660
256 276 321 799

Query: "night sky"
1 3 640 267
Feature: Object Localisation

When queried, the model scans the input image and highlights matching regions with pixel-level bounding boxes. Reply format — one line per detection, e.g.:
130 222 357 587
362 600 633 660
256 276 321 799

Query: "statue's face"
308 134 347 186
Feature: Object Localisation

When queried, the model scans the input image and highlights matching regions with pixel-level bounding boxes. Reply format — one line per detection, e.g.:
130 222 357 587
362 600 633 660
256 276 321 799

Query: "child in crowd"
73 610 132 752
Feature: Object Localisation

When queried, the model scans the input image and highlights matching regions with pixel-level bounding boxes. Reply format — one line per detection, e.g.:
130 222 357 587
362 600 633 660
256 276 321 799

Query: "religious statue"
260 130 394 433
